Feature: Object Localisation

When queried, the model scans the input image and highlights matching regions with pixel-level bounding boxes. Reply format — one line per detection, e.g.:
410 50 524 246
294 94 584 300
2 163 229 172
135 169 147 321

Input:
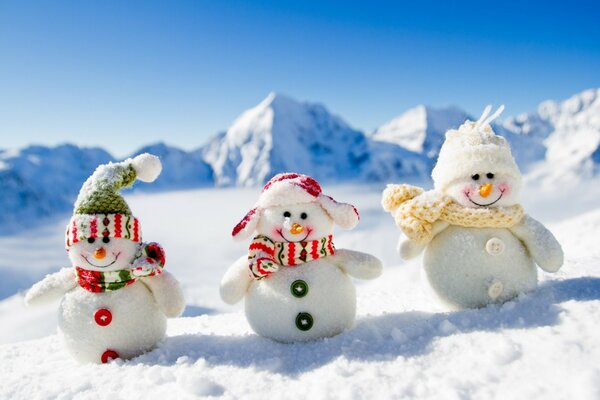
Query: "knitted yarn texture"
248 235 336 279
382 184 524 244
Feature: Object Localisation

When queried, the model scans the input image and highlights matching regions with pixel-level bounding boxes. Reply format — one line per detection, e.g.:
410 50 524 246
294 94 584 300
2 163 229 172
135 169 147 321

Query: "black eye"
486 173 494 179
471 174 480 181
283 211 291 218
102 237 110 244
300 212 308 220
87 238 95 244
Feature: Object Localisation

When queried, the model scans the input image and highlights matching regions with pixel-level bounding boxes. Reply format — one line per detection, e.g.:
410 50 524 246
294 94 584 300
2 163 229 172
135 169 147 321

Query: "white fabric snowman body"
220 173 383 342
26 154 185 363
383 106 564 309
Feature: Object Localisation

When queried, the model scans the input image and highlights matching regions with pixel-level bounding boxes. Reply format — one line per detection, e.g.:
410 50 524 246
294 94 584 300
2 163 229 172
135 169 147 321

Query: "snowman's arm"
25 268 77 306
332 249 383 280
141 271 186 318
220 256 253 305
398 220 449 260
509 215 564 273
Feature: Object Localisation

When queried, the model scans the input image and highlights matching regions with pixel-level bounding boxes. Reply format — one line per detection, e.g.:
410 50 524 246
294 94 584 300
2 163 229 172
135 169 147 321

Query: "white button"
486 238 505 255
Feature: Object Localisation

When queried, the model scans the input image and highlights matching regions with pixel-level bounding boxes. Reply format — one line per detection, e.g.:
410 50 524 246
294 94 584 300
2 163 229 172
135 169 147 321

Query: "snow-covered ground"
1 183 599 399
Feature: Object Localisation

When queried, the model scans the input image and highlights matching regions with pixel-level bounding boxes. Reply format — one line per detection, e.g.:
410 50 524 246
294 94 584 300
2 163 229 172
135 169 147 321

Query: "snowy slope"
0 143 214 233
202 92 371 186
0 182 599 399
361 140 430 182
0 145 113 233
372 105 469 158
131 143 214 190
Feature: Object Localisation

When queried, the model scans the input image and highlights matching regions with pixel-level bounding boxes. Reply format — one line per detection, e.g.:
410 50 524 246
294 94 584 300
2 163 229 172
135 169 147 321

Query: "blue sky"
1 0 599 157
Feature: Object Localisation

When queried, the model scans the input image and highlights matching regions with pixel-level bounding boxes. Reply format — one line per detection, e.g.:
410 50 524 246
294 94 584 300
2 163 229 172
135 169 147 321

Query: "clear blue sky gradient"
1 0 599 157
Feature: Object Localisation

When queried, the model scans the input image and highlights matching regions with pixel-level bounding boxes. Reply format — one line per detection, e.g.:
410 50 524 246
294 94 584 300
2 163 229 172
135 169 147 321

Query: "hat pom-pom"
131 153 162 182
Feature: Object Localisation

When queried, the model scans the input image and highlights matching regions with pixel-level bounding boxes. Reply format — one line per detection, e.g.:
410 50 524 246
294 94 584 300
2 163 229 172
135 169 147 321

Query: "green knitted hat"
66 153 162 246
74 163 137 215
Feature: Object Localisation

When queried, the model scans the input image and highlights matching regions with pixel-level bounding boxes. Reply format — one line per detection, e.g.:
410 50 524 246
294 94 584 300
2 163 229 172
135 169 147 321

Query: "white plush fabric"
257 180 318 208
58 283 168 363
244 258 358 342
222 200 382 342
68 238 139 272
141 271 186 318
317 195 359 230
423 225 538 309
509 215 564 272
26 269 185 363
25 268 77 306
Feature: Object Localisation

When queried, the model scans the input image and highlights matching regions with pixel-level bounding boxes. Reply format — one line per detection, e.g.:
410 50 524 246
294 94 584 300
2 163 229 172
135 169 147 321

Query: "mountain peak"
257 91 302 110
372 104 468 157
204 93 367 186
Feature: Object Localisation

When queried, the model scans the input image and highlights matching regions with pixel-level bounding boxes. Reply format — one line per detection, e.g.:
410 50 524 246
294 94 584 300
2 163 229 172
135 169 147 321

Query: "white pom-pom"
131 153 162 182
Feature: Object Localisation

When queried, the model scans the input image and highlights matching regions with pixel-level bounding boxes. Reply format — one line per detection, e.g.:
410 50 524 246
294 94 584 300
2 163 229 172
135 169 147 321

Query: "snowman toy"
382 105 564 309
25 154 185 363
220 173 383 342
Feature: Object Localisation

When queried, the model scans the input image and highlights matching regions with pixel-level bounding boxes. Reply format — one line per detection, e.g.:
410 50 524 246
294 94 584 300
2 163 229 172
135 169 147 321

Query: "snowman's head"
443 171 521 208
68 237 139 271
257 202 333 242
431 105 522 208
232 173 359 242
65 153 162 271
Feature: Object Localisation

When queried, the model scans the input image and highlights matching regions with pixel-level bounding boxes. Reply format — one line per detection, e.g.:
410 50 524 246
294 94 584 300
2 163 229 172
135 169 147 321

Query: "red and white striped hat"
232 173 359 240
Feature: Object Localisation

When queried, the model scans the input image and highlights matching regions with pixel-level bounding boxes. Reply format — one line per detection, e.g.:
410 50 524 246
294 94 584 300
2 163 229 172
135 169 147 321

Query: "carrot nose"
94 247 106 259
290 223 305 235
479 184 493 198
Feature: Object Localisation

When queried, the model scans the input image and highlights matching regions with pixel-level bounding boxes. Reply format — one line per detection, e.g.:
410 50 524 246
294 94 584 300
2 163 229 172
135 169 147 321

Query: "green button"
290 280 309 298
295 312 314 331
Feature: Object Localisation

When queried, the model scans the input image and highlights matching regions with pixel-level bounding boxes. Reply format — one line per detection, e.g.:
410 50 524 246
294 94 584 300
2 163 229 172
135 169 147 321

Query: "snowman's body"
424 226 537 309
59 282 166 363
245 258 356 342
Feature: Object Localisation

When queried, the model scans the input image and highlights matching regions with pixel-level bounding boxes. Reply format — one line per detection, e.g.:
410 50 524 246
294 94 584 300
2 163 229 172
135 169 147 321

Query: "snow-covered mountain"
502 88 600 183
1 88 599 233
0 145 113 232
202 92 371 186
371 105 469 159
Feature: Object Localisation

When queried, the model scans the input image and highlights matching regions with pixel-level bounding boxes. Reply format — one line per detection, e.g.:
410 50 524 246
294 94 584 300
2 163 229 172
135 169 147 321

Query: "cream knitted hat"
431 105 521 191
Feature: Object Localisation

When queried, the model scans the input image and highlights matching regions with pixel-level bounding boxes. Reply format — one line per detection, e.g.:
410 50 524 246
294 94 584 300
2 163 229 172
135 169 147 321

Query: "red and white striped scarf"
248 235 335 280
76 242 165 292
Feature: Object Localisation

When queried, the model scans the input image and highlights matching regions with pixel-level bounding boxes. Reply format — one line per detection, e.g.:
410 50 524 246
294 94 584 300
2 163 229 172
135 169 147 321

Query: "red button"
101 350 119 363
94 309 112 327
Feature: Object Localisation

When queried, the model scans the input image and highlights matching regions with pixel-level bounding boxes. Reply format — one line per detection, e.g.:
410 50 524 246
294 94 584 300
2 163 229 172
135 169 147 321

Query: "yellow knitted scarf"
381 184 524 244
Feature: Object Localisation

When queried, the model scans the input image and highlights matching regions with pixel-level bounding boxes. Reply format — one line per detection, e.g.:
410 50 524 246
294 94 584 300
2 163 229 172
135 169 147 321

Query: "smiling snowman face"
445 171 521 208
68 237 139 271
257 203 334 243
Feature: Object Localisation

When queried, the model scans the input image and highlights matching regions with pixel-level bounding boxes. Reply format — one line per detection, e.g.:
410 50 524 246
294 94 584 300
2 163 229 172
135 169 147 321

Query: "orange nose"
290 223 305 235
94 247 106 259
479 184 493 198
